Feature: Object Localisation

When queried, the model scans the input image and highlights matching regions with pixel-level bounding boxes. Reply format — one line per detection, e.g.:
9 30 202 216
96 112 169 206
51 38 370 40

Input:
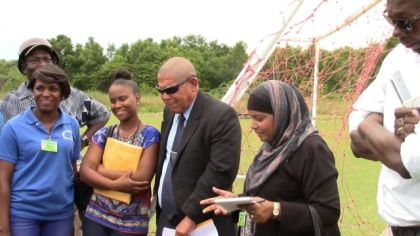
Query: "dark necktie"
161 114 185 219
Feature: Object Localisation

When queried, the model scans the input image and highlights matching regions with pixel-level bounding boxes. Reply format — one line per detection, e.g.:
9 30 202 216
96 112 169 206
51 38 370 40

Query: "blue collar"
25 107 71 127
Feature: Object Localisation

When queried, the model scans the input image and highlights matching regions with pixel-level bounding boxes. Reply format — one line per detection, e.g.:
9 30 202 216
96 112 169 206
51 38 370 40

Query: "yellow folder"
94 137 143 204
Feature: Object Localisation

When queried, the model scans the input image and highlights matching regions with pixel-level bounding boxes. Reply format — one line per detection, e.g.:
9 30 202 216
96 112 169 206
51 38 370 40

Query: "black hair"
110 69 140 95
27 64 71 99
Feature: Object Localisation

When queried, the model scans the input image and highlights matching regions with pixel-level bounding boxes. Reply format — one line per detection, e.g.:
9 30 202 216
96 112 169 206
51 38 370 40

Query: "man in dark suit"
154 57 241 236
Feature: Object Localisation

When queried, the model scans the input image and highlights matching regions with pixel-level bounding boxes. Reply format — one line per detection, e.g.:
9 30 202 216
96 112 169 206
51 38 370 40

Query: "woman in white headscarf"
201 80 340 236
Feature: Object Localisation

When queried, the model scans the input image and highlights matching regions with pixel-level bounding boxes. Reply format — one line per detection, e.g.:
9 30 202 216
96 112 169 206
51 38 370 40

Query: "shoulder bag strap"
100 125 116 164
107 125 116 137
309 205 324 236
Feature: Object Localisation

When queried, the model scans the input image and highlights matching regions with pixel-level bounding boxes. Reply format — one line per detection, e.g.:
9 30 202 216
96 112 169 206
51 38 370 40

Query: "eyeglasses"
155 75 195 94
383 10 420 32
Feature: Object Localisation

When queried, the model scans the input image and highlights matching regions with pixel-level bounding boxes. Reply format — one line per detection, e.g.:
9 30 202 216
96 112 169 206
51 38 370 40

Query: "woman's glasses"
383 11 420 32
155 76 195 94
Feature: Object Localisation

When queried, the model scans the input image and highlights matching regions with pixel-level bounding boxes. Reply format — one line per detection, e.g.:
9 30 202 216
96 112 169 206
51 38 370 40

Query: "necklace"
117 123 141 144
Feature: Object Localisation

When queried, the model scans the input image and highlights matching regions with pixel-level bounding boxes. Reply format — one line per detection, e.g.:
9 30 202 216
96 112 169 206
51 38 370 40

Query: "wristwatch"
272 202 280 219
81 135 90 147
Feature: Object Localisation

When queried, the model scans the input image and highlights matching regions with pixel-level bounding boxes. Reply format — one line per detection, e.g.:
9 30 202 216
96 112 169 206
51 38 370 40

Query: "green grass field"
95 93 385 236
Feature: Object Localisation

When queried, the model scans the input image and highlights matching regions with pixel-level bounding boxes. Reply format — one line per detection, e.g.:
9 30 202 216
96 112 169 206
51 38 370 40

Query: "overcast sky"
0 0 391 60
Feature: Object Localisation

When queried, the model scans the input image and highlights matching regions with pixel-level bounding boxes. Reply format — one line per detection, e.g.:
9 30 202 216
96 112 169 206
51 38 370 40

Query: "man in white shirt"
349 0 420 235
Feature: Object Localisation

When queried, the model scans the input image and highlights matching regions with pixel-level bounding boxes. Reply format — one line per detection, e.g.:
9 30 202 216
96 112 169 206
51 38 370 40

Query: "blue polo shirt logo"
62 130 73 141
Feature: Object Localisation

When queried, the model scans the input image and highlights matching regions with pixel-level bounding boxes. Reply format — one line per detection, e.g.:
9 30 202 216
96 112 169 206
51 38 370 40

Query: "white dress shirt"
349 44 420 226
158 101 195 207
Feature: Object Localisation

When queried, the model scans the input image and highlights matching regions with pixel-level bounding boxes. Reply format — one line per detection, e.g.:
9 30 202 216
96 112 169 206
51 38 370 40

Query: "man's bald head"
158 57 196 83
156 56 199 113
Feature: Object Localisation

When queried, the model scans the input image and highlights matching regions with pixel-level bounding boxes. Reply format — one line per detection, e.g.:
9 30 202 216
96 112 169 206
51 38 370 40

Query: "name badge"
41 140 58 152
238 210 246 227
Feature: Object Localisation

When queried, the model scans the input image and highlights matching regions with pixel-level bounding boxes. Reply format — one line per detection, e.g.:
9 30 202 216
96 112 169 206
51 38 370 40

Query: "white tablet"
213 197 259 213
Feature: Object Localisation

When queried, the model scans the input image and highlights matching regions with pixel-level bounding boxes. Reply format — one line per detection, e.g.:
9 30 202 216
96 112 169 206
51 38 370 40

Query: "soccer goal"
225 1 394 235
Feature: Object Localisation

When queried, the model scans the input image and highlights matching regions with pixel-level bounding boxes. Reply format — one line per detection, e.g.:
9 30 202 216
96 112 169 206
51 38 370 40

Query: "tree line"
0 34 248 97
0 34 399 98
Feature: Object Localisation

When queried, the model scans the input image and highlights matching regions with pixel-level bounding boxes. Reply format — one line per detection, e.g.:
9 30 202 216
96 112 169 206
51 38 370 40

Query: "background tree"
0 59 24 93
49 34 74 72
3 34 393 98
72 37 107 90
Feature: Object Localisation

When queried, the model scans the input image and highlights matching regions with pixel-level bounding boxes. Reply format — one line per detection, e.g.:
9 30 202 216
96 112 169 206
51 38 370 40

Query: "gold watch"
272 202 280 219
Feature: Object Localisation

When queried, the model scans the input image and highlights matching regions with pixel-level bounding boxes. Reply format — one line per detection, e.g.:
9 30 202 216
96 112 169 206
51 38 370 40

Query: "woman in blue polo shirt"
0 64 80 236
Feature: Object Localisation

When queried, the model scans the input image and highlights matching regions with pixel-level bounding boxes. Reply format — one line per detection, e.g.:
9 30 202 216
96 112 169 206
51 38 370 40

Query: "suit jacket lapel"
175 92 204 161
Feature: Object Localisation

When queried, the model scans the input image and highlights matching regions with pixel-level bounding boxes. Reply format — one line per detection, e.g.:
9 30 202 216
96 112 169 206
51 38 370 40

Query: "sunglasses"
155 75 195 94
383 11 420 32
